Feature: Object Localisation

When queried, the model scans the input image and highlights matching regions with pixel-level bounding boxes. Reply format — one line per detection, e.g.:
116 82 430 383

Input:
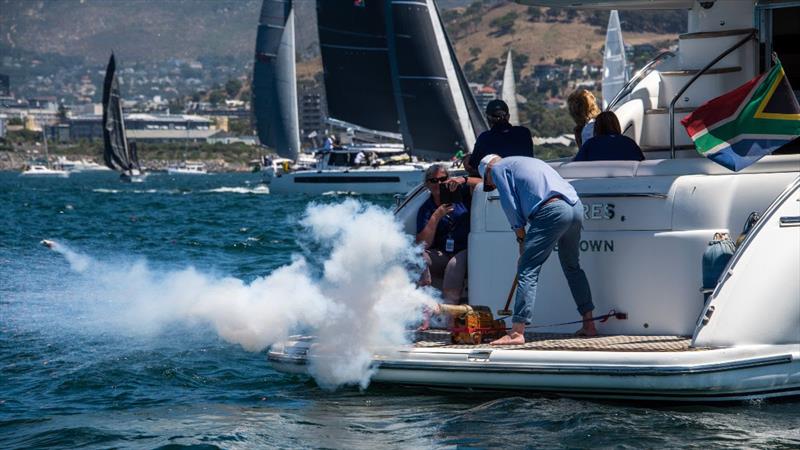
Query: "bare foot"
575 312 598 337
490 332 525 346
574 326 597 337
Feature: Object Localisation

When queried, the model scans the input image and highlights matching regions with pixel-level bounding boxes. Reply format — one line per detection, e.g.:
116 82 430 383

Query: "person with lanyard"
478 154 596 345
416 164 472 304
463 99 534 180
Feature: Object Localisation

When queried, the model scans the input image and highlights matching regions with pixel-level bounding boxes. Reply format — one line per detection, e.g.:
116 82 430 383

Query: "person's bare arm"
416 204 454 248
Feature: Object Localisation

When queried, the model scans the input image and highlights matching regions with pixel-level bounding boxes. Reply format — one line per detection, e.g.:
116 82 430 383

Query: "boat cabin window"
327 152 354 166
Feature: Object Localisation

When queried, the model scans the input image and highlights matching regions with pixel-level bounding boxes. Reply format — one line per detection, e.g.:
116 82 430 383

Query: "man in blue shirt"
479 155 596 344
466 99 534 176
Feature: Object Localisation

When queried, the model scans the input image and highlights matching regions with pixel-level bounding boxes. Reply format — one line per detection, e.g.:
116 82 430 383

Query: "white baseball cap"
478 154 500 179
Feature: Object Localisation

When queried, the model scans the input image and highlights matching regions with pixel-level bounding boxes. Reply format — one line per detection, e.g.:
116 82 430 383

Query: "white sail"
425 0 476 151
501 49 520 125
602 10 628 109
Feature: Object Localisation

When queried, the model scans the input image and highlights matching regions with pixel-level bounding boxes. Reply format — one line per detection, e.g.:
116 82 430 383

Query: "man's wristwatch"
516 236 524 243
462 175 468 183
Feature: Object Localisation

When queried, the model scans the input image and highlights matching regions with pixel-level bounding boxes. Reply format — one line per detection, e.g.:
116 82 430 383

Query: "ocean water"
1 171 798 449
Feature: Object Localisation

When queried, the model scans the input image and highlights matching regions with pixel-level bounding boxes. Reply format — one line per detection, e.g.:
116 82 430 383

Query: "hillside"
0 0 320 64
1 0 682 69
444 3 682 81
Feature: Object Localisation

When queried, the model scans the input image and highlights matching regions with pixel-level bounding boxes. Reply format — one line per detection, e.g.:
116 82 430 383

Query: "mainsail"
253 0 300 159
101 53 139 173
602 10 628 109
317 0 399 133
386 0 486 159
501 49 520 125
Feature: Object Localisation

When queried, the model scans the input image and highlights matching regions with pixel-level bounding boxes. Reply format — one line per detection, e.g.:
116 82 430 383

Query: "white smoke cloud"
45 199 437 389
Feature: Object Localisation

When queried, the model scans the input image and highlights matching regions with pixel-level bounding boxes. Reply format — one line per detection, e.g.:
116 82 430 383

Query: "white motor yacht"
20 164 70 178
56 157 109 172
167 162 208 175
269 0 800 401
265 144 433 195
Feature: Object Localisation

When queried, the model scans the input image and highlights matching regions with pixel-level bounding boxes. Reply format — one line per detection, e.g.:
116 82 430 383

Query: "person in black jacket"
573 111 645 162
464 100 534 178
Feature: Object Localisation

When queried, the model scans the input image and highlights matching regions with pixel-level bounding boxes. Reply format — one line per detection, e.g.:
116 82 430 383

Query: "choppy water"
1 171 798 449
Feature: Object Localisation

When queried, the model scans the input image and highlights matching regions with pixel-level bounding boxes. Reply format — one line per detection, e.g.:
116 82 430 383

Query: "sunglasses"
427 175 448 183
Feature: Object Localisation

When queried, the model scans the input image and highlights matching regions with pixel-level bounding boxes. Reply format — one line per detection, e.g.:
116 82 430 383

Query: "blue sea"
1 171 798 449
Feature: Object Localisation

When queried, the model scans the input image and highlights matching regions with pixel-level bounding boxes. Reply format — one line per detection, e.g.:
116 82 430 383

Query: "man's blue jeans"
513 199 594 325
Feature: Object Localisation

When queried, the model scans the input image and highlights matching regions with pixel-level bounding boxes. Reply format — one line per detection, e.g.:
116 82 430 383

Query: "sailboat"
501 49 520 126
252 0 300 161
602 10 628 109
261 0 487 194
21 126 70 177
101 53 146 183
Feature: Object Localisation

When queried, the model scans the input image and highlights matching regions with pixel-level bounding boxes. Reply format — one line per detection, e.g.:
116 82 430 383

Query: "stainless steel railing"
606 51 675 111
668 29 757 158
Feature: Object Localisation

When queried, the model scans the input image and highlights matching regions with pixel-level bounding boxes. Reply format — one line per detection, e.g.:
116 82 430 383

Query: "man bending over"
479 155 596 345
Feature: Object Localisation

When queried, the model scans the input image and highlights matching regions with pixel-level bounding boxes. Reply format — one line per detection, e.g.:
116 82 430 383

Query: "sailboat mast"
42 123 50 169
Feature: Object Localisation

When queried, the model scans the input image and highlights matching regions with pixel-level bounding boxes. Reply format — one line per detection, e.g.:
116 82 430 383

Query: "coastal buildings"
299 84 326 146
69 113 217 143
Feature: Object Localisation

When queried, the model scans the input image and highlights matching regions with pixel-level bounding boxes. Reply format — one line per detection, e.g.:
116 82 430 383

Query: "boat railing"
669 29 757 158
606 51 675 111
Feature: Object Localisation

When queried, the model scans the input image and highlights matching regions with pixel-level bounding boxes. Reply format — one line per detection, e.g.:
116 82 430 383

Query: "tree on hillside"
208 89 226 107
527 7 542 22
514 53 530 79
225 78 242 98
545 8 561 22
489 11 518 37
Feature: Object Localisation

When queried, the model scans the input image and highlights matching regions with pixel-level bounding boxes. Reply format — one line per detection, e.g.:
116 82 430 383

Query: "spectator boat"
20 164 69 178
166 162 208 175
268 0 800 402
264 143 431 195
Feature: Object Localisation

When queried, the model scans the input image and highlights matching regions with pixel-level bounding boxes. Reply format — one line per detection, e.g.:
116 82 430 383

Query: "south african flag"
681 60 800 171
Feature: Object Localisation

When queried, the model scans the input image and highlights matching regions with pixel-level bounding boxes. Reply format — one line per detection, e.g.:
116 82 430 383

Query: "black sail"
386 0 483 159
101 53 132 172
317 0 399 133
253 0 300 159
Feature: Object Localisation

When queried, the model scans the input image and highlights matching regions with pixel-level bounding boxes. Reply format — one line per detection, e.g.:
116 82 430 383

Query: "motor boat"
167 162 208 175
268 0 800 401
56 157 110 172
20 164 70 178
264 143 434 195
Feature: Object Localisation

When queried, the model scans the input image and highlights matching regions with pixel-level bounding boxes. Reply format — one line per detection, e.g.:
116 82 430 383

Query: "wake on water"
42 199 437 389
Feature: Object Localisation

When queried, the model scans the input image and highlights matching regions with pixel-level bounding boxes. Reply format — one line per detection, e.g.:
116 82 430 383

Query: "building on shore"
298 82 326 147
469 83 497 112
69 113 217 143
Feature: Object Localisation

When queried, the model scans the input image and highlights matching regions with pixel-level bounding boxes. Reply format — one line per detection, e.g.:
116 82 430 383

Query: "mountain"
0 0 319 63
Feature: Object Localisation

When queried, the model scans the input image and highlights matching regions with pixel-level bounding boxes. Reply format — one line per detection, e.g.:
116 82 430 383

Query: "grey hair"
423 164 449 182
